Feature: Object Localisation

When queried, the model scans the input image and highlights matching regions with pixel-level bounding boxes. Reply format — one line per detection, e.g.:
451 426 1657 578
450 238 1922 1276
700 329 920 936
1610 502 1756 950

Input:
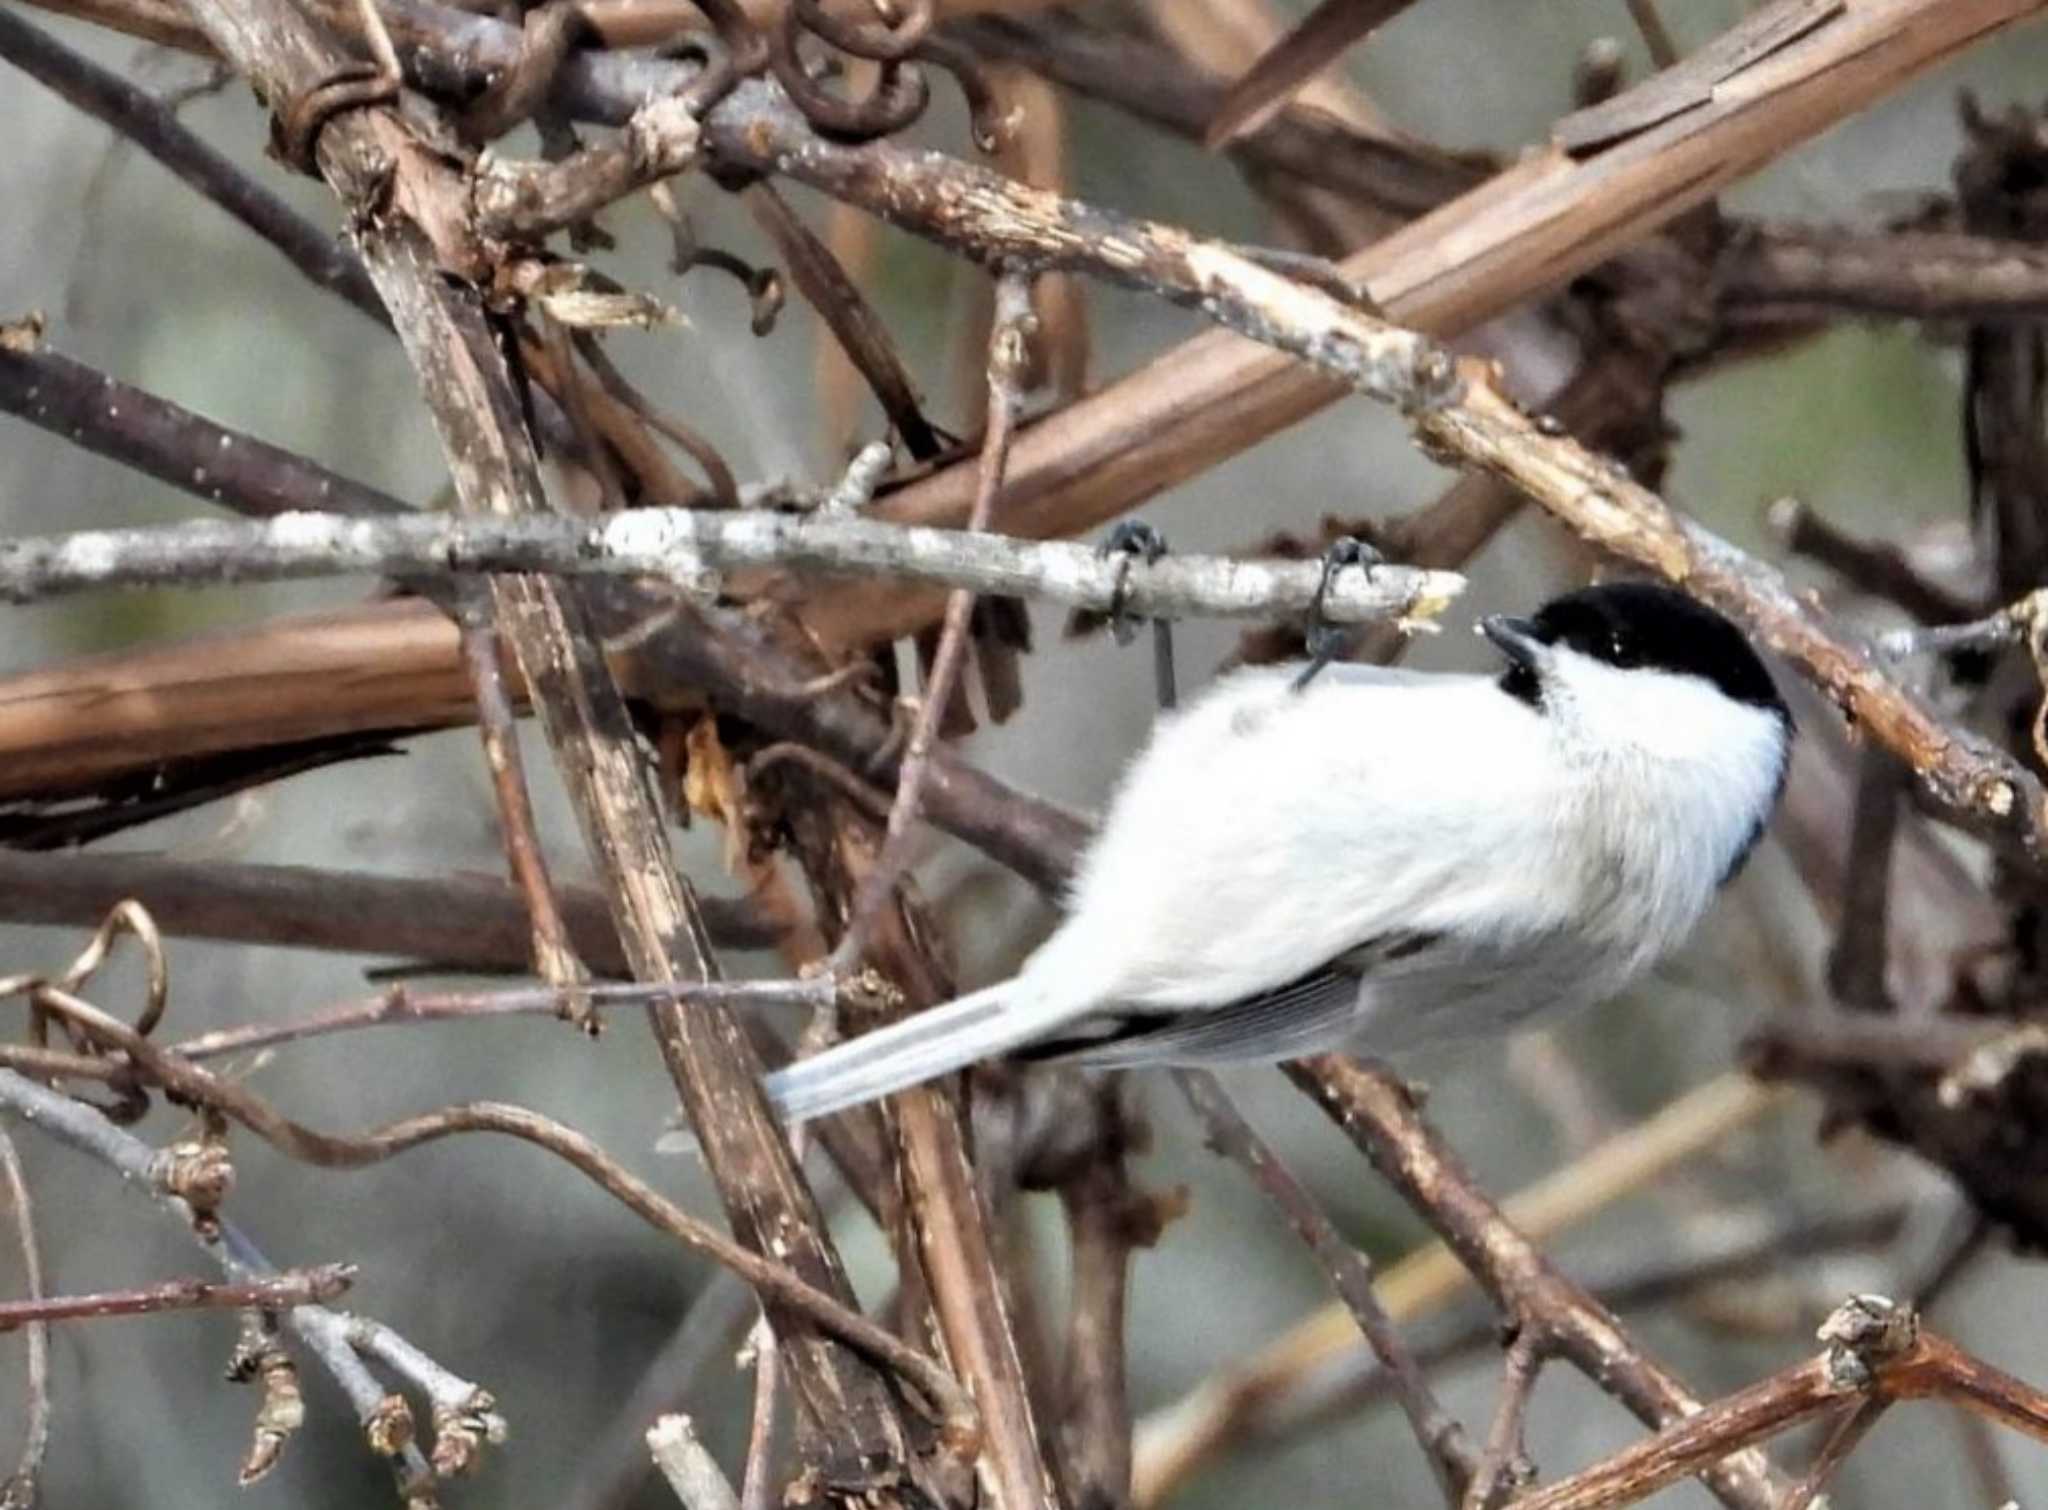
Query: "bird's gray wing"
1032 932 1443 1070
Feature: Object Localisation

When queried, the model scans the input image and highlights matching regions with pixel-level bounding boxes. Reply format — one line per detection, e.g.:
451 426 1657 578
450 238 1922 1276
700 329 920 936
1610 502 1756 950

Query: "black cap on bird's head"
1482 582 1789 722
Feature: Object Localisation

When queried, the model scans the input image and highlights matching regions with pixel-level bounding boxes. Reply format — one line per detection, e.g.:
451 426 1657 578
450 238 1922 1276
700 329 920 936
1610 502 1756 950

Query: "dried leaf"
681 715 749 873
0 312 45 353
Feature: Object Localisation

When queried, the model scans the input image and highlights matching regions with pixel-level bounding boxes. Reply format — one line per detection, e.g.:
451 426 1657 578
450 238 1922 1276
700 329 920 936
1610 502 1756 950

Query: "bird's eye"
1607 631 1637 666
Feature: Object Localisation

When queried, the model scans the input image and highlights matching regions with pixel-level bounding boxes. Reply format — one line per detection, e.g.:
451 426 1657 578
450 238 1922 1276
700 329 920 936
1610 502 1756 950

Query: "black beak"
1479 614 1546 670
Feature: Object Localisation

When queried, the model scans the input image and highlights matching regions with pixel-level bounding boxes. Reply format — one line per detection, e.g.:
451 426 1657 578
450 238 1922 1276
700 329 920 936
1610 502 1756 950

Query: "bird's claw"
1293 535 1384 692
1100 520 1170 644
1100 520 1178 710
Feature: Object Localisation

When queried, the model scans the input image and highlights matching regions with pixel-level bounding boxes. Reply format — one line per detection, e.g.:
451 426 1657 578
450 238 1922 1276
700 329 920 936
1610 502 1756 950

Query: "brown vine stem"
773 789 1049 1505
455 591 592 1022
0 1264 355 1329
167 0 930 1477
0 850 777 972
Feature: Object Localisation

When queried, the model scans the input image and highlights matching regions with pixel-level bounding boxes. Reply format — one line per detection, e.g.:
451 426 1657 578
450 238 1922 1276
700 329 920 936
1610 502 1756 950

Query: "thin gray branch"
0 508 1467 625
0 1067 444 1489
815 441 896 516
647 1415 742 1510
0 1131 48 1509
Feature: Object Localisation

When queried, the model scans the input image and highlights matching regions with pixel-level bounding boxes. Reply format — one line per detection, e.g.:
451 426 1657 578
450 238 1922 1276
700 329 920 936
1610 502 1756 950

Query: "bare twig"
832 272 1036 970
1135 1074 1784 1504
738 1315 783 1510
1201 0 1422 148
1767 495 1980 628
1512 1294 2048 1510
744 180 944 460
1049 1078 1150 1510
1624 0 1681 68
1782 1397 1888 1510
953 10 1479 217
0 505 1463 624
815 441 897 516
648 1415 742 1510
1172 1068 1475 1503
1827 743 1904 1011
564 1270 759 1510
471 95 703 241
0 6 384 321
159 978 838 1064
571 333 740 508
228 1310 305 1486
0 342 408 522
1875 588 2048 661
457 594 592 1020
0 1133 48 1509
343 1314 506 1477
0 1264 354 1329
1286 1058 1783 1510
1464 1326 1543 1510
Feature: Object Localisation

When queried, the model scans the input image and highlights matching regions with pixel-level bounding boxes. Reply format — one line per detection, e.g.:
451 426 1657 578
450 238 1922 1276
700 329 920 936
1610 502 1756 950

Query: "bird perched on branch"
763 581 1792 1124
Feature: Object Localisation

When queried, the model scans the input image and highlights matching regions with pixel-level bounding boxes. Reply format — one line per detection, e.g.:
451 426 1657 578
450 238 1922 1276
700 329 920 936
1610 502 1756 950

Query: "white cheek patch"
1547 651 1789 885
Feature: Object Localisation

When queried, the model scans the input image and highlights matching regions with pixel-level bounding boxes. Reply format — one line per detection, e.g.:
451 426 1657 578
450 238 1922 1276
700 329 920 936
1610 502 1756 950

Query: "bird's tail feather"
762 982 1066 1124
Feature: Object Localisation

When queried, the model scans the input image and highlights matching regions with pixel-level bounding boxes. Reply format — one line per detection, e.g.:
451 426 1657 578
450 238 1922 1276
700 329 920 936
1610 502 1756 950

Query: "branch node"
430 1390 509 1477
228 1311 305 1485
366 1392 419 1457
1816 1294 1919 1391
158 1138 235 1224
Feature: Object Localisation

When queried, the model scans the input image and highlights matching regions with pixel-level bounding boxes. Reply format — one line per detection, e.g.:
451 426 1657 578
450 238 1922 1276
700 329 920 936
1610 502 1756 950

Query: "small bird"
763 581 1792 1124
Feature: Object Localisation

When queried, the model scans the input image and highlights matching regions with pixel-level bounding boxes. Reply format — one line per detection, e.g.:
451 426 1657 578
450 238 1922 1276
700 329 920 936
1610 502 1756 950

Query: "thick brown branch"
1513 1297 2048 1510
1721 225 2048 319
774 790 1053 1506
457 591 592 1012
168 0 928 1474
0 849 773 970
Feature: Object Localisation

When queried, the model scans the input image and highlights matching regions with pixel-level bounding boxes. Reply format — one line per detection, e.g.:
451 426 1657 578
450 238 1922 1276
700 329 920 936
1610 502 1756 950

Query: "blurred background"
2 2 2046 1505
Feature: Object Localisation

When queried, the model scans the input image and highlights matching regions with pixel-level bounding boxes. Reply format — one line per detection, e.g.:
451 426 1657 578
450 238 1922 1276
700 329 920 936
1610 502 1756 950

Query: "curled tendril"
1 900 168 1123
770 9 929 141
912 35 1016 155
792 0 933 61
668 35 741 118
689 0 769 75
